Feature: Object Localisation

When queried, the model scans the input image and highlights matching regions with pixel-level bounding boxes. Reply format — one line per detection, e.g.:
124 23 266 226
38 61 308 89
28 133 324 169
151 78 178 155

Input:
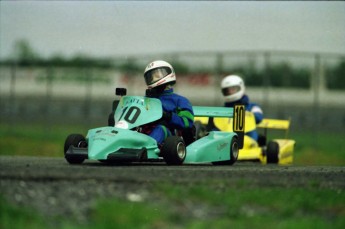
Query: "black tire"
161 136 186 165
212 137 239 165
267 141 279 164
64 134 86 164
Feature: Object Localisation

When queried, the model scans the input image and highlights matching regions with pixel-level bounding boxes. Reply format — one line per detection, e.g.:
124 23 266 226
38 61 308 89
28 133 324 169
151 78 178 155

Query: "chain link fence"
1 50 344 133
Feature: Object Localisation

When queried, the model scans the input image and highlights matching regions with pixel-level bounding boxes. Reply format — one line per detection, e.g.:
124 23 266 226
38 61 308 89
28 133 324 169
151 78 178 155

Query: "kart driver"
143 60 194 146
221 74 263 141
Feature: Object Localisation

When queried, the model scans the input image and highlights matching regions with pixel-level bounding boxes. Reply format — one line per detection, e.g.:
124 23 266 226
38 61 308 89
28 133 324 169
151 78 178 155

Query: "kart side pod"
192 104 245 149
185 104 245 164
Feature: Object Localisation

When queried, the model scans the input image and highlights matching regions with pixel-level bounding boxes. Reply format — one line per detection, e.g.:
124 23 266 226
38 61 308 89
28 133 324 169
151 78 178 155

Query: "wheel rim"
77 141 87 148
232 141 239 159
176 142 186 159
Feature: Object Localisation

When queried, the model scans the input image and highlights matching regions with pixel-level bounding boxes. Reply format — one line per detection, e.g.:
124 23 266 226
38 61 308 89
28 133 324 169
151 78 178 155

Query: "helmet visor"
222 86 241 96
144 67 172 85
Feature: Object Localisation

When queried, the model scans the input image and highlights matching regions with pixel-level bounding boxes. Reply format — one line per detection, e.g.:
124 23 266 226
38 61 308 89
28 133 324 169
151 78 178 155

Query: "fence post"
45 65 54 135
83 67 93 123
215 53 223 105
263 52 271 110
8 62 17 131
46 66 53 114
312 54 322 148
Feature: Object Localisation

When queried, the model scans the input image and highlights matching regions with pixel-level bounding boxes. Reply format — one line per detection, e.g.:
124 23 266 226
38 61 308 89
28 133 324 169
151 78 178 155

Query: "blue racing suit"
225 95 263 141
147 88 194 144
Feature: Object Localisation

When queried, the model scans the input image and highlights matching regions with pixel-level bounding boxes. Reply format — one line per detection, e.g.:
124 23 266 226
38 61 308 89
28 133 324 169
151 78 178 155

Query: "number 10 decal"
233 105 245 131
119 106 141 124
233 104 245 149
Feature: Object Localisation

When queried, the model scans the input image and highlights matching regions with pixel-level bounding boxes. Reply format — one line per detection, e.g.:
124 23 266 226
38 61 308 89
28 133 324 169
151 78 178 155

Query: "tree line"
1 39 344 90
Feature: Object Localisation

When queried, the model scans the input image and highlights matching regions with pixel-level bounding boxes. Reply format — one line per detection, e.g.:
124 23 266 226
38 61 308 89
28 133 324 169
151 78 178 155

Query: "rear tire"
212 137 239 165
267 141 279 164
64 134 87 164
161 136 186 165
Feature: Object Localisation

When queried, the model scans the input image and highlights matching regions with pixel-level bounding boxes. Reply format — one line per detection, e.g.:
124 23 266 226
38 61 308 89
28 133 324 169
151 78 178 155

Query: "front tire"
267 141 279 164
161 136 186 165
64 134 87 164
212 137 239 165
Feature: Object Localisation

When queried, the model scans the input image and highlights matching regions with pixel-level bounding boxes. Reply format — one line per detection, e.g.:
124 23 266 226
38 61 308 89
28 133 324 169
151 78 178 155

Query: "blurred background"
0 1 344 164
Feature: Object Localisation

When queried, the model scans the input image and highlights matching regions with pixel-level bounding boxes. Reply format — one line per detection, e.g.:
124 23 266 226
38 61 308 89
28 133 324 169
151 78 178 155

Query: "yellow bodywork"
194 112 295 165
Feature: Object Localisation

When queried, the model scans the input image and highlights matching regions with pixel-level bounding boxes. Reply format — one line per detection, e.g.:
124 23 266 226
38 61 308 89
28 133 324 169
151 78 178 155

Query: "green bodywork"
192 106 234 118
184 106 237 163
82 95 240 164
86 96 162 160
185 131 237 163
87 127 160 160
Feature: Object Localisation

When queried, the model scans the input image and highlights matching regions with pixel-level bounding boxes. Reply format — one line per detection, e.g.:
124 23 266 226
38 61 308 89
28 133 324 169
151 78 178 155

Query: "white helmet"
221 75 245 102
144 60 176 89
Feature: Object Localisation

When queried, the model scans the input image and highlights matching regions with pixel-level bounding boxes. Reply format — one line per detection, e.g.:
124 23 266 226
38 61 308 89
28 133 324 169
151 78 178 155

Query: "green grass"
292 131 345 165
159 184 345 229
88 186 345 229
0 122 89 157
0 196 50 229
1 122 344 165
1 185 345 229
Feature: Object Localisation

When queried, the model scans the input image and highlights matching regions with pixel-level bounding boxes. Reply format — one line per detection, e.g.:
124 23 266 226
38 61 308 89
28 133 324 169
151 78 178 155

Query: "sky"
1 1 345 59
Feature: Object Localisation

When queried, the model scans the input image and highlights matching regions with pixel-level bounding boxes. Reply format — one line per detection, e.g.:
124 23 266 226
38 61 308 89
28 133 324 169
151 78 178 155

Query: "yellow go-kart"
194 111 295 165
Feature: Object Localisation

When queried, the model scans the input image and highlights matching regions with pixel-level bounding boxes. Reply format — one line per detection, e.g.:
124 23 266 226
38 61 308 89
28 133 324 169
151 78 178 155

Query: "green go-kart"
64 88 245 165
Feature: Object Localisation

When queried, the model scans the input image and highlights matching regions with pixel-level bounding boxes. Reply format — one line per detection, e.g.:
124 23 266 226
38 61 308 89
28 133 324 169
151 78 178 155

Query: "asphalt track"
1 156 344 223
